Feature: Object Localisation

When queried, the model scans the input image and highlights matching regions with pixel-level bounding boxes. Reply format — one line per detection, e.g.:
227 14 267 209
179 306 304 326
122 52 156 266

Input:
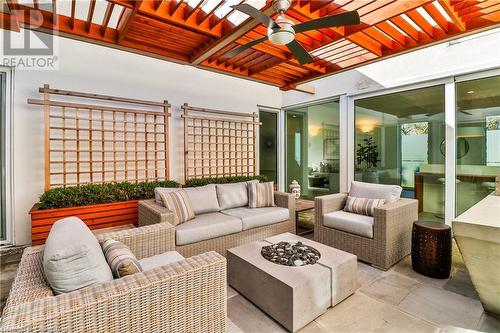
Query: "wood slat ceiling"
2 0 500 90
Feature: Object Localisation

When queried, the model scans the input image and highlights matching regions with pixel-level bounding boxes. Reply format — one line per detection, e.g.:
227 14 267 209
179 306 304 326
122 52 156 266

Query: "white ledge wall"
283 28 500 107
3 29 281 246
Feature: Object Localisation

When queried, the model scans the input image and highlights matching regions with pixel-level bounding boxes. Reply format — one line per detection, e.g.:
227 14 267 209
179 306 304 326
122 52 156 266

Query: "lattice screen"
28 85 171 190
182 103 260 182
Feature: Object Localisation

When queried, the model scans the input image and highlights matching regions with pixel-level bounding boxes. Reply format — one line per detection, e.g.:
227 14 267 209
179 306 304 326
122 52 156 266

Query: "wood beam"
129 0 222 38
197 0 225 26
5 0 19 11
86 0 96 33
294 83 316 94
189 5 275 65
14 4 190 64
117 0 141 42
101 2 115 36
346 32 383 56
423 2 450 32
70 0 75 29
0 12 20 32
184 0 204 21
438 0 466 31
51 0 56 25
169 0 184 16
153 0 163 11
248 57 284 76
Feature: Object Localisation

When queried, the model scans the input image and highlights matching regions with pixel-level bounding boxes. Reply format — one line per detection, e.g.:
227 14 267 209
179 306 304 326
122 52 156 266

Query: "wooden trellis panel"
182 103 260 182
28 85 171 190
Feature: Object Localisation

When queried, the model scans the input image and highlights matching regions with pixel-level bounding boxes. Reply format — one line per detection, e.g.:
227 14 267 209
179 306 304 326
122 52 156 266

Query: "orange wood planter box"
29 200 139 245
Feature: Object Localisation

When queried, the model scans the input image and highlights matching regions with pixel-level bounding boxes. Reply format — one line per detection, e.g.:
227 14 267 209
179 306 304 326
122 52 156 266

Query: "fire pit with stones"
261 241 321 266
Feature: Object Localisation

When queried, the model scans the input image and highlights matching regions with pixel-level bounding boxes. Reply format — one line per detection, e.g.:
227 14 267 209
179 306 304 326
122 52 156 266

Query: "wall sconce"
309 125 321 136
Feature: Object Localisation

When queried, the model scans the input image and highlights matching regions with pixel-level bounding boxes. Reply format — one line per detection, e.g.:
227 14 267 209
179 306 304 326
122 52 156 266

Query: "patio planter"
29 200 139 245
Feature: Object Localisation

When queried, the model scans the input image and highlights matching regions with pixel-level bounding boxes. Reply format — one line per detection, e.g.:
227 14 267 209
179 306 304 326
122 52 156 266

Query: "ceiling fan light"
269 28 295 45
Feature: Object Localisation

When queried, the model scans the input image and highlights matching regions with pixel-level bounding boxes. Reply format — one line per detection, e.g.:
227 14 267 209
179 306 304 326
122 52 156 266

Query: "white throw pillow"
349 181 402 203
216 181 257 210
183 184 220 214
43 217 113 295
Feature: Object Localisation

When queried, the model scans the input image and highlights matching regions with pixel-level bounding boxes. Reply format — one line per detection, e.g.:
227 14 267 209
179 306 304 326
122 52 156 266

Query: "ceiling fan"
226 0 360 65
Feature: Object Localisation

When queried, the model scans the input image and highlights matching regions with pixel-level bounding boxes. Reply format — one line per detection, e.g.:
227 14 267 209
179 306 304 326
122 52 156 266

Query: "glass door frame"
347 68 500 225
258 105 284 191
0 66 13 245
283 96 345 195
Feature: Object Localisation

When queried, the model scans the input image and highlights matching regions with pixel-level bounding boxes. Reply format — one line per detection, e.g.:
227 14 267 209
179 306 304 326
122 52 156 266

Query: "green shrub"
185 175 268 187
37 180 180 210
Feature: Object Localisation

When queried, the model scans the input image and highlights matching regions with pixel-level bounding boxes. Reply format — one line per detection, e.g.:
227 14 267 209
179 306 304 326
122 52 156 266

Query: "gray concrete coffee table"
227 232 357 332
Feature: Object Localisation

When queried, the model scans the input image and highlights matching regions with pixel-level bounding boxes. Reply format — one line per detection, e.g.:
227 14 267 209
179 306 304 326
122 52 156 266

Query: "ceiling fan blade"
293 11 360 33
231 4 279 29
286 40 313 65
226 36 269 58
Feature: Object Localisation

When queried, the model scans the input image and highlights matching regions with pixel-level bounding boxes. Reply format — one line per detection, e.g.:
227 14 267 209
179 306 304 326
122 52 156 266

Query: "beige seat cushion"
139 251 185 271
43 217 113 294
176 212 242 246
349 181 402 203
221 207 289 231
323 210 374 238
184 184 220 214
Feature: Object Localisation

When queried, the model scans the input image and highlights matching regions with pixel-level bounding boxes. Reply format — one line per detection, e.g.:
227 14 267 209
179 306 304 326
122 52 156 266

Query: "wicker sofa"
138 182 295 258
0 223 227 333
314 181 418 270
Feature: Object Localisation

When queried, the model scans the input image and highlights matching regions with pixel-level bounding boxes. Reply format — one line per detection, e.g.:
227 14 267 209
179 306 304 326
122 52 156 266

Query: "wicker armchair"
315 192 418 270
138 191 295 258
0 223 227 333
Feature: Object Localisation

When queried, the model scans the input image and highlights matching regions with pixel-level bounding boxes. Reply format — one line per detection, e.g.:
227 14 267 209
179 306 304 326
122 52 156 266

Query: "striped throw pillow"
248 181 275 208
159 190 195 225
344 196 386 217
102 239 142 279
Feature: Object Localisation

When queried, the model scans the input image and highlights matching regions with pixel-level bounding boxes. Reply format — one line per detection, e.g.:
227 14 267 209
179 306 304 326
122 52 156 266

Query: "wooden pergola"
1 0 499 89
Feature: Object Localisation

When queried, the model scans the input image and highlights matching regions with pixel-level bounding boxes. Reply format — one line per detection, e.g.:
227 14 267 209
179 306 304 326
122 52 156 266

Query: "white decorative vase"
289 180 301 199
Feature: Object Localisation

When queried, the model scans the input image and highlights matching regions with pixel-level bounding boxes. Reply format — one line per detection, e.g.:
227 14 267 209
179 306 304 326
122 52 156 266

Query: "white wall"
2 29 281 245
283 28 500 107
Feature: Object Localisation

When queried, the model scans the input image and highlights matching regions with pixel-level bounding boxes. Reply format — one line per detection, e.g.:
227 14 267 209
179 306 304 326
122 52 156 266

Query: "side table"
411 221 452 279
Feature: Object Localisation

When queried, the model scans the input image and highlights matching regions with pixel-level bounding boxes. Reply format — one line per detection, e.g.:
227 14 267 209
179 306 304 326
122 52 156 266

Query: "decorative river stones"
261 241 321 267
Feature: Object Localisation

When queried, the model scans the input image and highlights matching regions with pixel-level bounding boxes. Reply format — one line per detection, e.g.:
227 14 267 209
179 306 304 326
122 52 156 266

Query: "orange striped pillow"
344 196 385 216
248 182 275 208
159 190 195 225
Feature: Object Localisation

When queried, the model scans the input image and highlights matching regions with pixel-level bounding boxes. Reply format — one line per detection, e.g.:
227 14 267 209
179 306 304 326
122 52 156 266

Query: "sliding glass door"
455 74 500 216
354 85 446 222
286 100 340 199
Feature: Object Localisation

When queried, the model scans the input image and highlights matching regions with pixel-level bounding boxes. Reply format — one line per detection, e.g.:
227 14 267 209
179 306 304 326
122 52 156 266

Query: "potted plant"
356 137 381 183
29 180 179 245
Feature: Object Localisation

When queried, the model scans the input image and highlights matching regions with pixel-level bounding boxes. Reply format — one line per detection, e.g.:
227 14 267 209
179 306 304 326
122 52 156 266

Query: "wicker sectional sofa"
0 223 226 333
138 182 296 257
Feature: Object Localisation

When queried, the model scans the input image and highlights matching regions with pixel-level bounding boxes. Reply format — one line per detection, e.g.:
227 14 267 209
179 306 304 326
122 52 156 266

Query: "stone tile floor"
226 240 500 333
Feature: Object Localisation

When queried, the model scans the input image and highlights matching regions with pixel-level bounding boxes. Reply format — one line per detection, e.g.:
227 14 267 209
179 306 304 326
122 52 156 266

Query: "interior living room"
0 0 499 332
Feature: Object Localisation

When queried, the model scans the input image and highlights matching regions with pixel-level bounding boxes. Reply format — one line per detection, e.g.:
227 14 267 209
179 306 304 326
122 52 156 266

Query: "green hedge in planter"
37 180 180 210
185 175 268 187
